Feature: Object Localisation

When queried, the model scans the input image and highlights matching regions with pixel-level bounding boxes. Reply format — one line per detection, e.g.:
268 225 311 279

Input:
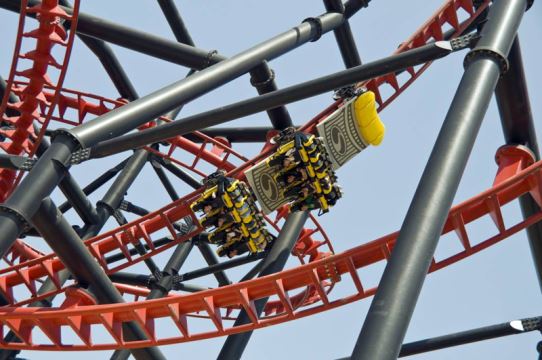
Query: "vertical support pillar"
218 211 309 360
351 1 528 359
495 38 542 291
323 0 362 68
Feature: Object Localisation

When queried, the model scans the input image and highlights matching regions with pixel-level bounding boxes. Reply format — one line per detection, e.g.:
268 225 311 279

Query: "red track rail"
0 0 80 200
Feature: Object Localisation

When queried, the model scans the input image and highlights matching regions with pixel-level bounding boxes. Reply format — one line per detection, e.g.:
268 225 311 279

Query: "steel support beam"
155 157 201 189
58 157 128 214
218 211 309 360
32 198 166 360
398 316 541 357
82 149 161 276
184 127 278 143
178 252 266 283
88 39 462 158
196 240 232 287
324 0 362 68
0 0 224 69
156 0 194 46
495 38 542 292
351 1 528 359
337 316 541 359
151 158 180 200
0 133 76 258
0 153 32 171
59 0 138 100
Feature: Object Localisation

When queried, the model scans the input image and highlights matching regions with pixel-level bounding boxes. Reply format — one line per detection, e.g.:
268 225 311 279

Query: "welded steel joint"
0 132 80 228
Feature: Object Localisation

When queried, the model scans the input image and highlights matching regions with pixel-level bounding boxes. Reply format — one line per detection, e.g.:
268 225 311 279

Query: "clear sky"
1 0 542 359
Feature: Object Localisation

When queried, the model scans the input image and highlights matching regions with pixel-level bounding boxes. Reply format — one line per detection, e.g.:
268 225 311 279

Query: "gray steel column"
32 198 166 360
351 1 528 359
218 211 309 360
324 0 362 68
495 38 542 292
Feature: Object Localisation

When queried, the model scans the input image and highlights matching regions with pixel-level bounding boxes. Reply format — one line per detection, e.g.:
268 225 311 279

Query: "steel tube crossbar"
351 1 528 359
58 0 138 101
184 127 278 143
89 40 459 158
178 252 266 283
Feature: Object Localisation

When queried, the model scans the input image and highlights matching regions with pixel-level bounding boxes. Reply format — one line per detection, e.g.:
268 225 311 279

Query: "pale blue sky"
1 1 542 359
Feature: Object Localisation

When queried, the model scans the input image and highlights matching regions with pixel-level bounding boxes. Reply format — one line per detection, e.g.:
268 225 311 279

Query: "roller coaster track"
0 0 509 351
0 143 535 350
0 0 80 200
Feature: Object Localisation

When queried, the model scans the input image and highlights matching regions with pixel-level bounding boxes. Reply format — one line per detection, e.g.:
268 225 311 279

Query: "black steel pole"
218 211 309 360
495 38 542 292
177 252 266 283
336 316 542 359
196 240 232 287
344 0 370 19
58 171 100 224
351 1 528 359
324 0 362 68
58 0 138 101
156 0 194 46
58 157 128 214
399 316 542 357
150 159 180 200
32 198 166 360
88 39 461 158
184 127 277 143
105 236 174 264
155 157 201 189
82 149 162 277
0 0 225 70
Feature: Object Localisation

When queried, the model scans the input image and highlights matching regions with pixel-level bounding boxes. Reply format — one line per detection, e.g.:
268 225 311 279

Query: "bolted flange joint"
302 17 323 42
0 204 31 233
464 46 509 75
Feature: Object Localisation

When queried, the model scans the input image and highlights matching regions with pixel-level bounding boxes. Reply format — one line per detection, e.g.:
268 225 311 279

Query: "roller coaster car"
266 129 342 214
190 171 273 257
